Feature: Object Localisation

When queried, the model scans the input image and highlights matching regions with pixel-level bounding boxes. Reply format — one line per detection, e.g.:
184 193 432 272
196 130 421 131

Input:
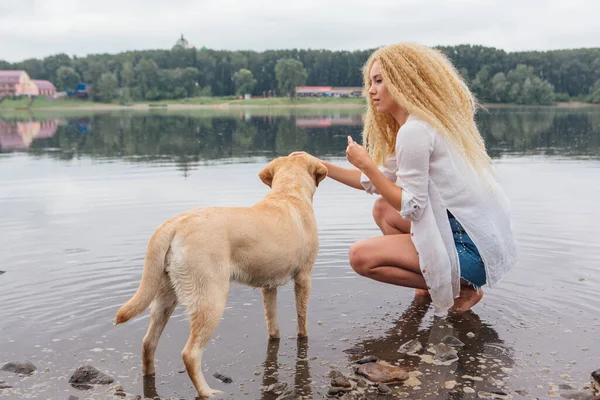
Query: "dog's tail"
115 221 176 326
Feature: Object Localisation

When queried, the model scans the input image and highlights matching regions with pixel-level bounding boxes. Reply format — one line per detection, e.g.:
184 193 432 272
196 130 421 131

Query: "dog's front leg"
262 287 280 339
294 273 311 338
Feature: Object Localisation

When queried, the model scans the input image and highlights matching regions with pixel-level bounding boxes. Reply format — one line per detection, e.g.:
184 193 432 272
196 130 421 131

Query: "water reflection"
259 338 312 400
345 298 514 399
0 118 58 150
295 115 363 128
140 338 312 400
1 109 598 167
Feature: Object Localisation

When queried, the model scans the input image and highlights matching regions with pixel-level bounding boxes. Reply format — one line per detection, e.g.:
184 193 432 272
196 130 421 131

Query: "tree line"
1 38 599 104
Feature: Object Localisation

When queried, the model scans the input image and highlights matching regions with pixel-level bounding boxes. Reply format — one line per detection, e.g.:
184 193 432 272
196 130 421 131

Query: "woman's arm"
360 163 403 209
289 151 365 190
320 160 365 190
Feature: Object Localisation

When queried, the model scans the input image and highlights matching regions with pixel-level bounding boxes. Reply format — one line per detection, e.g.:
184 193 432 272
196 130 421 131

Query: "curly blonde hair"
362 43 492 174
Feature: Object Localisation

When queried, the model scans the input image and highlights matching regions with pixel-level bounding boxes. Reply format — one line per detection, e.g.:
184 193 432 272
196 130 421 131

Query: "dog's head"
259 153 328 188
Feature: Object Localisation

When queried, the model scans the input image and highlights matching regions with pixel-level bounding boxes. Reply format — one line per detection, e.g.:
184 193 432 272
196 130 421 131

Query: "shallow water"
0 108 599 399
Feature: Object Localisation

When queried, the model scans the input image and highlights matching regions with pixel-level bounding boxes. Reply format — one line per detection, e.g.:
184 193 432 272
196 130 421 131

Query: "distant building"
173 34 194 50
296 86 333 97
68 83 91 99
295 86 363 98
33 80 57 97
0 70 39 98
330 87 363 97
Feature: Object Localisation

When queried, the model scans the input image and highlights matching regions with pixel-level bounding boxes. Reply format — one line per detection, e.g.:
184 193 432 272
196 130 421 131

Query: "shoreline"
1 101 599 112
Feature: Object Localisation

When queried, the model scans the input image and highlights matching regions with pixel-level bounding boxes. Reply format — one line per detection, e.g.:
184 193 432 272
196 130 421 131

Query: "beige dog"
115 153 327 398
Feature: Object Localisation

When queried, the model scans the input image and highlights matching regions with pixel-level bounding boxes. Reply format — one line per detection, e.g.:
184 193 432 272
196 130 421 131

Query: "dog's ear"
259 164 274 187
313 162 328 187
259 158 281 188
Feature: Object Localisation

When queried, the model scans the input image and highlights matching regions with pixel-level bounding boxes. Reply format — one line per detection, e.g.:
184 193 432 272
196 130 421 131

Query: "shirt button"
413 205 418 209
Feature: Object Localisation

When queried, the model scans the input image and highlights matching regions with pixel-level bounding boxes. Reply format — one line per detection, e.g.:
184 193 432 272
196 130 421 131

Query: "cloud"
1 0 599 62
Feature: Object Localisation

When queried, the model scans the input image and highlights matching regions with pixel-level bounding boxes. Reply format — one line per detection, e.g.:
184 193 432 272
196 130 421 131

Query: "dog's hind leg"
262 287 280 339
142 277 177 376
181 282 229 398
294 272 312 338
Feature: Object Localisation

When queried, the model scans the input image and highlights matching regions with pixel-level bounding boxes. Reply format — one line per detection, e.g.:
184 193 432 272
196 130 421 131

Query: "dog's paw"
268 330 280 339
197 388 224 398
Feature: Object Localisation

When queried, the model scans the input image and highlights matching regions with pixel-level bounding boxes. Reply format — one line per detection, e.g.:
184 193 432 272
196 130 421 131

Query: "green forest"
2 37 600 105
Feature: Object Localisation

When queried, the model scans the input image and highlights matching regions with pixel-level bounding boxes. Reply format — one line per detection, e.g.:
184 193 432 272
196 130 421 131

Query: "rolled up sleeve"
360 163 397 195
396 120 434 221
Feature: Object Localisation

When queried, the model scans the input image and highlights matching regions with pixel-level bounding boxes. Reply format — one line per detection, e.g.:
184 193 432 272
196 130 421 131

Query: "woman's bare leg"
349 234 427 289
372 197 411 235
367 197 483 312
372 197 429 297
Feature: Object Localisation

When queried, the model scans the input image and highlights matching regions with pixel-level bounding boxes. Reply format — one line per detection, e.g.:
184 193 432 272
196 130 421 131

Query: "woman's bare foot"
451 286 483 313
413 288 431 305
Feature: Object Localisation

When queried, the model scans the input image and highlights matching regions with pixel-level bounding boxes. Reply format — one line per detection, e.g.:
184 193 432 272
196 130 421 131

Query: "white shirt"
360 115 518 314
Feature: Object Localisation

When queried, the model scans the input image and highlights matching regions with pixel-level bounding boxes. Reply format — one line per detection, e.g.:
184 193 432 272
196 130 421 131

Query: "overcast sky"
1 0 599 62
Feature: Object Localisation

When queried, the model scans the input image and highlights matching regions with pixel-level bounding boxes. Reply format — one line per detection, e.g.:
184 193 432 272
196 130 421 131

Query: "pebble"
69 365 114 385
1 361 37 376
327 386 351 396
432 343 459 363
213 372 233 383
442 335 465 347
330 370 352 388
356 362 409 383
477 391 512 399
444 380 458 389
378 383 392 395
398 339 422 354
355 356 378 365
591 369 600 392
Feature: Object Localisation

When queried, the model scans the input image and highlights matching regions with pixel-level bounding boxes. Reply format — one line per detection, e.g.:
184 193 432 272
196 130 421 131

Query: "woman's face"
368 60 398 114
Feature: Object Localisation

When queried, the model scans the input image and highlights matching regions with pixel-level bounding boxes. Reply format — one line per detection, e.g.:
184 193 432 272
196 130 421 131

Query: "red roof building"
295 86 363 97
0 70 39 98
33 80 57 97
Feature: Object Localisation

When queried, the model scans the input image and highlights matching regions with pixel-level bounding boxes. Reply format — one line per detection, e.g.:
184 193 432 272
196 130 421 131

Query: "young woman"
297 43 517 315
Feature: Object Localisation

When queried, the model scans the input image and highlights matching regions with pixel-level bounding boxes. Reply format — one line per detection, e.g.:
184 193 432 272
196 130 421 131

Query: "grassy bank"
0 96 366 110
1 96 598 116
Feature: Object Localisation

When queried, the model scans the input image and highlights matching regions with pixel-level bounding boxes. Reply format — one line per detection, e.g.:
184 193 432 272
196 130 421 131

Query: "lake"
0 107 599 399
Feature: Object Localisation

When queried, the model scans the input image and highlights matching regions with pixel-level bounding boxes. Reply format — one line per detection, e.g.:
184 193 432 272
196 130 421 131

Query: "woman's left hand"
346 136 373 171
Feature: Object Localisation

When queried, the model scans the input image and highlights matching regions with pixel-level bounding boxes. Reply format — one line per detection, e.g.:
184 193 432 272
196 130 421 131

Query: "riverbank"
1 96 599 113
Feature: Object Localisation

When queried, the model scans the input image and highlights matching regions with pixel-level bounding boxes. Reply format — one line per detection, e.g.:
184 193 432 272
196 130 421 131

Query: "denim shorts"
448 214 487 288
